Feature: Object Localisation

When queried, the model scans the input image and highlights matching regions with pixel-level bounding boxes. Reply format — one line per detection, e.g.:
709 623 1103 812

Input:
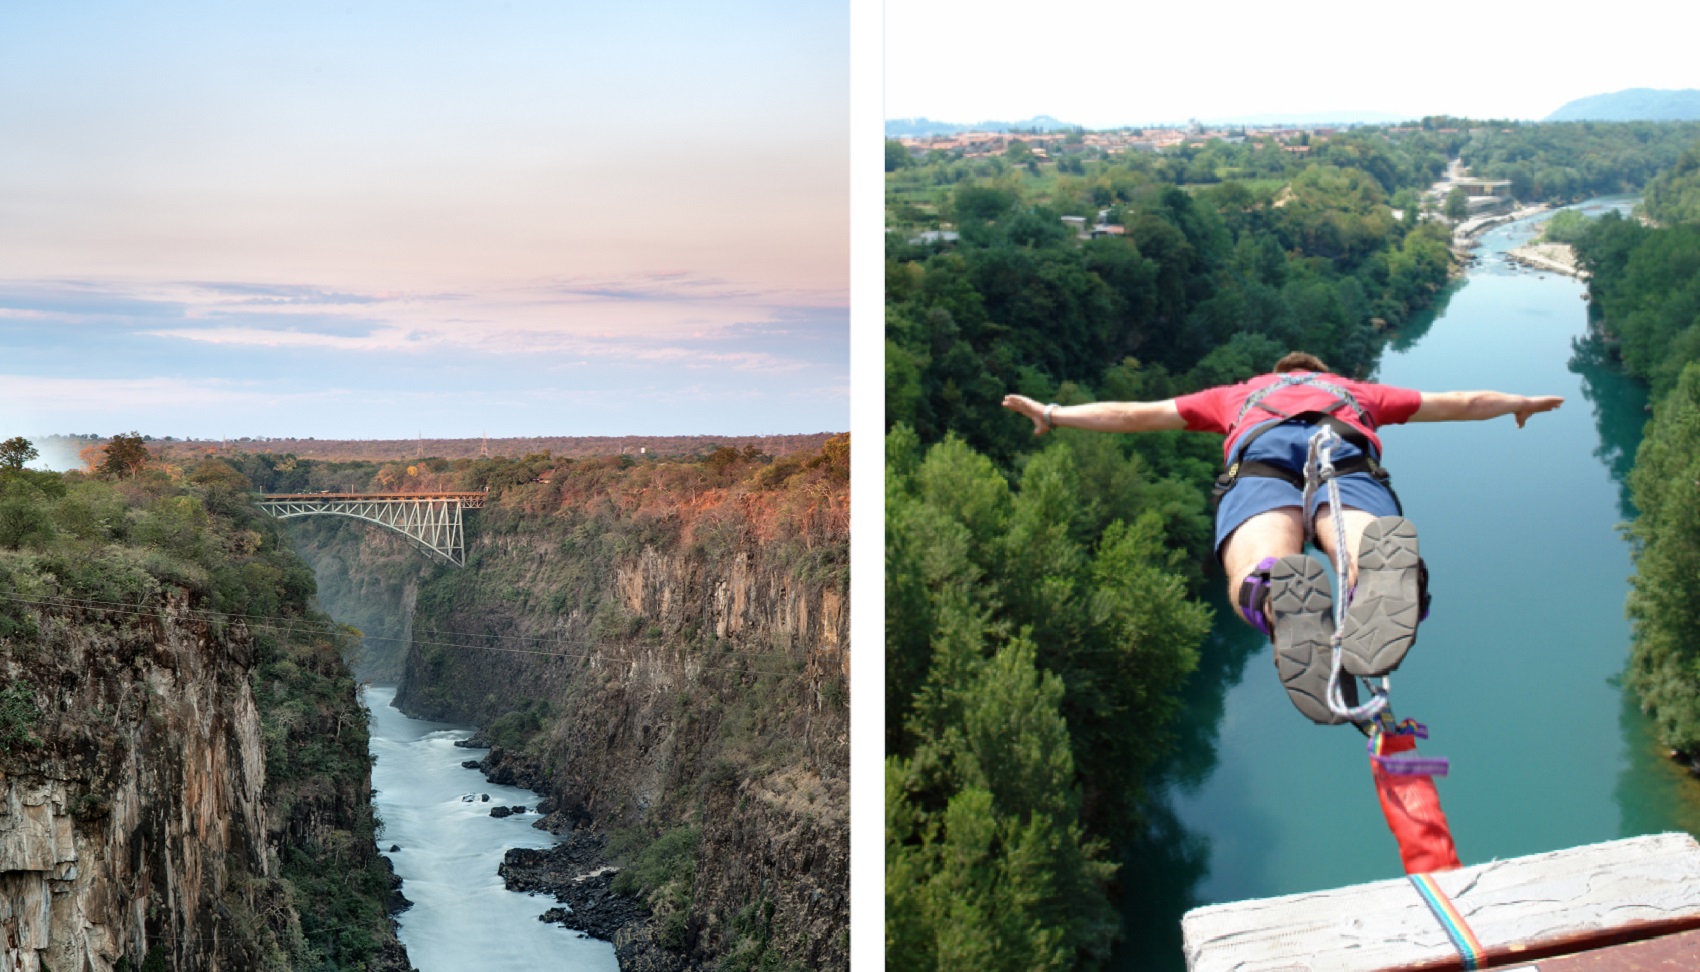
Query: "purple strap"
1369 720 1451 777
1375 754 1452 776
1238 556 1279 637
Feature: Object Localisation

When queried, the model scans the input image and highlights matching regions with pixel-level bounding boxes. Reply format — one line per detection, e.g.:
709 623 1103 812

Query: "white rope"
1304 426 1390 724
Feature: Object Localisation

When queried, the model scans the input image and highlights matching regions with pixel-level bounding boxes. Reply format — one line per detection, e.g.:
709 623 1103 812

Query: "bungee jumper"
1002 351 1564 873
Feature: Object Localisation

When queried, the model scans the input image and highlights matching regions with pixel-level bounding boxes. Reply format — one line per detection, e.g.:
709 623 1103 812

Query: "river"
364 684 620 972
1116 199 1700 968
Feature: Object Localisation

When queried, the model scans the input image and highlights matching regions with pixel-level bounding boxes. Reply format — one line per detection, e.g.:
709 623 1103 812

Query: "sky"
0 1 847 442
886 0 1700 127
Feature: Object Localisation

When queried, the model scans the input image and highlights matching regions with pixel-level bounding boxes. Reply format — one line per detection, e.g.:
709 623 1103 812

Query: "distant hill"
885 115 1075 137
1547 88 1700 122
888 110 1411 137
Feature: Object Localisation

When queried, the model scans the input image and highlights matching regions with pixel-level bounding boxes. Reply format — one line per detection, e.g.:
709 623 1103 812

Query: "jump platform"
1183 833 1700 971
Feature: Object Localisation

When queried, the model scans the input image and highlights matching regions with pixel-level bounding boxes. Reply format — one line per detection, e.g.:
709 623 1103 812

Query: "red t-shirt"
1174 372 1423 463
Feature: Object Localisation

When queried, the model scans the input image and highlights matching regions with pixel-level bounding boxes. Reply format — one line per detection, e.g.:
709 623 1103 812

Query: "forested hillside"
1458 120 1700 202
885 127 1461 968
1571 147 1700 757
0 439 405 971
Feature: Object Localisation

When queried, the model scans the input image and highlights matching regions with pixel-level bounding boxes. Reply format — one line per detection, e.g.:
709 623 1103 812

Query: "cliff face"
392 449 849 970
1 595 281 972
0 462 409 972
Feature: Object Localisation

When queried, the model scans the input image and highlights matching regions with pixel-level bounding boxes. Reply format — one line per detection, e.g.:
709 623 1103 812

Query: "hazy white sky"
886 0 1700 126
0 1 847 440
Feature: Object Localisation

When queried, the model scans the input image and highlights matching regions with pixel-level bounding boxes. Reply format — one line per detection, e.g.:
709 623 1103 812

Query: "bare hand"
1515 395 1564 428
1002 394 1050 436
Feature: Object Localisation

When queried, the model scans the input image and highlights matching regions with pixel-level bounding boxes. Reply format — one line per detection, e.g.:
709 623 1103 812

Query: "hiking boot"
1267 554 1354 725
1339 516 1423 677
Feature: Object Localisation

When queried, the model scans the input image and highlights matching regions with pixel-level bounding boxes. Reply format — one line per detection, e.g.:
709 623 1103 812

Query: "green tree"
1627 362 1700 750
0 493 55 550
0 436 38 471
886 139 914 173
98 432 151 479
887 636 1116 970
0 683 41 753
1444 187 1469 222
953 186 1019 223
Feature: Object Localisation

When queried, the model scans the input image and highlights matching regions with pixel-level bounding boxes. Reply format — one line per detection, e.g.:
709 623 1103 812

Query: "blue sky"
0 1 847 440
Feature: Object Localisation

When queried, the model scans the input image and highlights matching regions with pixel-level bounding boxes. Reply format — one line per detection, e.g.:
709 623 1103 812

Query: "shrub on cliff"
610 826 701 952
0 682 41 754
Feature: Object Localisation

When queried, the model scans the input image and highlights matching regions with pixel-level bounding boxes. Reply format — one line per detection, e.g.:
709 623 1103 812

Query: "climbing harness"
1211 371 1403 515
1232 371 1372 428
1307 426 1462 875
1211 413 1401 517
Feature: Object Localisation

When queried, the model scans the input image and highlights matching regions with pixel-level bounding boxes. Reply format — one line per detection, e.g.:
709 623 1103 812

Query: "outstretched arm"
1410 391 1564 428
1002 393 1187 436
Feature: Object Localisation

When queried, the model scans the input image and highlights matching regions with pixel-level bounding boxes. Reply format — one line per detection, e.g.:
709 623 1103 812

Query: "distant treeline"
47 432 839 466
1572 144 1700 754
1461 121 1700 202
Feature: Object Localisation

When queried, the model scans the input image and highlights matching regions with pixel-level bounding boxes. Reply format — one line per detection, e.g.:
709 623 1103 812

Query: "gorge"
283 439 851 971
0 435 848 972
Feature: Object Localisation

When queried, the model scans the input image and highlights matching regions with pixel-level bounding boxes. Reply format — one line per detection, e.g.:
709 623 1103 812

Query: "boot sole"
1340 516 1422 677
1269 554 1349 725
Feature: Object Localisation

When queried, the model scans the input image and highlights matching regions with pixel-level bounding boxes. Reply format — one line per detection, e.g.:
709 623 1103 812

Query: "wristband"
1043 403 1058 430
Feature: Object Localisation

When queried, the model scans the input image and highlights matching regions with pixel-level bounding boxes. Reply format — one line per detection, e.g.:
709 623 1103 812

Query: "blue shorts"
1213 421 1401 556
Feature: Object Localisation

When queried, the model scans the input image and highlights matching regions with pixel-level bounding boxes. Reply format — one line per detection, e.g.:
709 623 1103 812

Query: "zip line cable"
0 591 822 680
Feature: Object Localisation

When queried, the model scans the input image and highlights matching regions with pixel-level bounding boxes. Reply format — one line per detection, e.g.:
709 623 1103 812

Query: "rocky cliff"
392 443 849 970
0 593 278 972
0 461 409 972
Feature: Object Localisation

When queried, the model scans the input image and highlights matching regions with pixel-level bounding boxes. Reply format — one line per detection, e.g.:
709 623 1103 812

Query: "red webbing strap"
1371 727 1461 874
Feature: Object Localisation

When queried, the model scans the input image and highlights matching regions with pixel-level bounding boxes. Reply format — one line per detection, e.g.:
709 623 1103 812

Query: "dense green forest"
887 136 1458 464
885 126 1467 969
1572 147 1700 754
0 440 401 969
1460 121 1700 202
888 117 1700 968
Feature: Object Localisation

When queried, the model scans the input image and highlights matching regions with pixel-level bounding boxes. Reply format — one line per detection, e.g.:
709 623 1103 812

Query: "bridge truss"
255 491 488 566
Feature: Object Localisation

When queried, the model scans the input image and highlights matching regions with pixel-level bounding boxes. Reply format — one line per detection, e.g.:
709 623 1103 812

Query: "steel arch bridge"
255 491 488 566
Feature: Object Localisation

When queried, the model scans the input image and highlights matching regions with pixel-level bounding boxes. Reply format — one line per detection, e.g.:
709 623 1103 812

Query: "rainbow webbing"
1408 872 1485 969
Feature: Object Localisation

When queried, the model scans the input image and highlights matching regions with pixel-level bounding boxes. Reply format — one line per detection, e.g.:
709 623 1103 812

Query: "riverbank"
464 734 685 970
1507 240 1586 279
1448 204 1552 278
1453 204 1551 248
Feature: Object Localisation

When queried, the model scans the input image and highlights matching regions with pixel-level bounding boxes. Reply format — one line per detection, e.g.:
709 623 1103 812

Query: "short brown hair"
1273 352 1328 373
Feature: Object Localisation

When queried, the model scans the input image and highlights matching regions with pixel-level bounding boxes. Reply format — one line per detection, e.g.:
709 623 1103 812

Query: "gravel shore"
1507 241 1585 278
